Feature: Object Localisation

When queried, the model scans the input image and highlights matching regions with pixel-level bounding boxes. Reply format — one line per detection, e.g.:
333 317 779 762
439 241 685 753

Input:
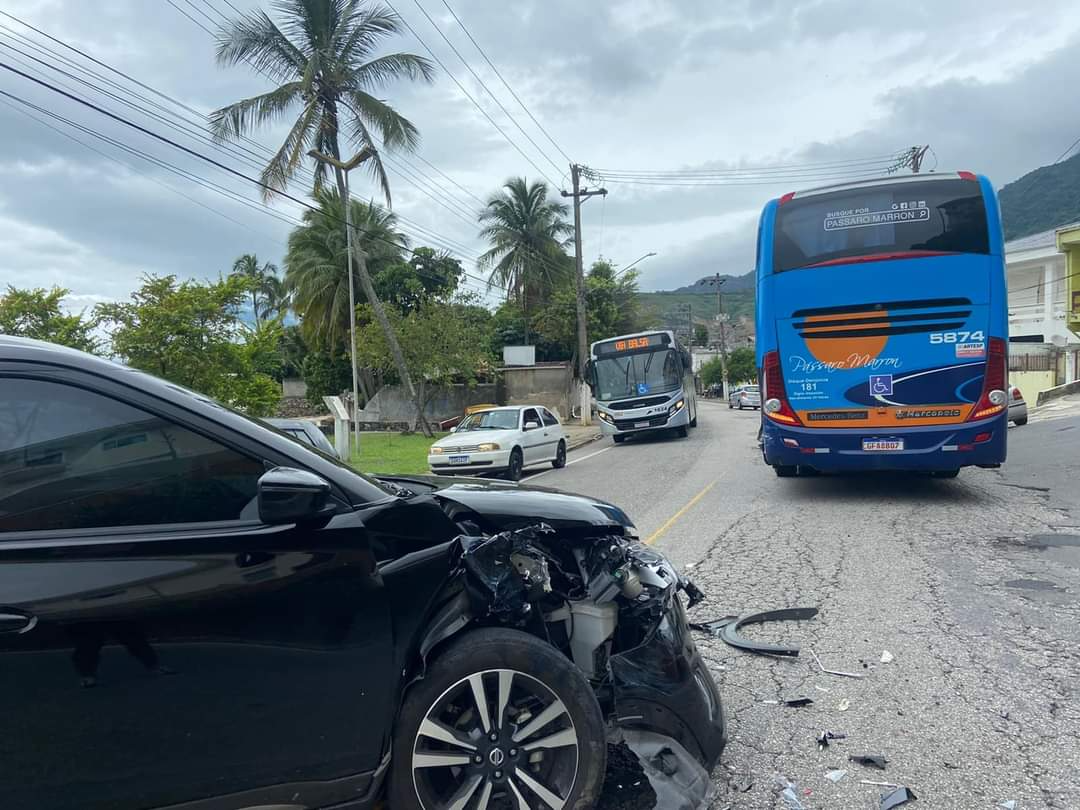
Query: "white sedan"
428 405 568 480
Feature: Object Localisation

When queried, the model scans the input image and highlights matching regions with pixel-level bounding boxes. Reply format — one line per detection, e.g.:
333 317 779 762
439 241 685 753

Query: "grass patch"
349 431 447 476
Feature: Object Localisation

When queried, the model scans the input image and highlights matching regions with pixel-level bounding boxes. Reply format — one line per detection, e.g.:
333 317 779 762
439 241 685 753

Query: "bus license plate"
863 439 904 452
634 421 649 428
448 455 470 464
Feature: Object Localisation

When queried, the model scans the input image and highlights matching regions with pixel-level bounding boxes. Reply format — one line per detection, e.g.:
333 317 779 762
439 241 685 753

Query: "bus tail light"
763 351 802 425
957 171 978 181
967 337 1007 421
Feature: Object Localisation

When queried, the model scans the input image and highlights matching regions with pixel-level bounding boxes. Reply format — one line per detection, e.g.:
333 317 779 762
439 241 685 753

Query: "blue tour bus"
755 171 1008 477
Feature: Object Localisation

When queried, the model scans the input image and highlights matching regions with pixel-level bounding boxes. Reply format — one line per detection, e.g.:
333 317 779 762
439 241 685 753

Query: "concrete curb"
566 432 603 452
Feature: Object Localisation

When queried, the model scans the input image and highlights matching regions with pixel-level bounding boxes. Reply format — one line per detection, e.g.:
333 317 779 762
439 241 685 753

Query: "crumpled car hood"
379 474 636 533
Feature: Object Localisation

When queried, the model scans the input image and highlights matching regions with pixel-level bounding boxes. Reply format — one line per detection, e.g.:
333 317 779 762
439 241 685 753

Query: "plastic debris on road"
766 696 814 708
809 648 867 679
618 729 714 810
880 650 895 663
690 607 819 657
816 730 847 750
999 802 1016 810
838 698 850 711
880 786 918 808
825 769 847 783
849 754 889 770
774 776 805 810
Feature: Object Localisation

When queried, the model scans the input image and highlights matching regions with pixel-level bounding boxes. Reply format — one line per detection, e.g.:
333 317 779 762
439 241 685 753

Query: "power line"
587 153 908 177
438 0 570 164
382 0 561 187
408 0 562 176
0 69 503 298
2 6 488 264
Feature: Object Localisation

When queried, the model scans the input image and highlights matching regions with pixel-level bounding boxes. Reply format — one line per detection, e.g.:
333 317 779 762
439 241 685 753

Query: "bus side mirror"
585 360 596 392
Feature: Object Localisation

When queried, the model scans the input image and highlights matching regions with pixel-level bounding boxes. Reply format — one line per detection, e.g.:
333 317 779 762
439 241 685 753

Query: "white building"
1005 222 1080 403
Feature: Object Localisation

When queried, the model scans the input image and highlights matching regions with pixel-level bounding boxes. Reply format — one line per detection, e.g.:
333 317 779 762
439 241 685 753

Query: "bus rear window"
773 178 990 272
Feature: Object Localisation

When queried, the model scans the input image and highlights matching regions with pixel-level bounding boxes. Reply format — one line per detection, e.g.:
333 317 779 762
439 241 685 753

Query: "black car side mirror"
258 467 333 525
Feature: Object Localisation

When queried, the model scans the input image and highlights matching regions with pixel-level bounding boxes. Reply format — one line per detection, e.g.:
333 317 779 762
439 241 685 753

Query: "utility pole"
563 164 607 425
309 148 432 442
909 144 930 174
710 274 729 394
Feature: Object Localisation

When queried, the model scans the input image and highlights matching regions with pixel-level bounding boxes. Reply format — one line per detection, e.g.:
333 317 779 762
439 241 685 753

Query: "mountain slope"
999 151 1080 241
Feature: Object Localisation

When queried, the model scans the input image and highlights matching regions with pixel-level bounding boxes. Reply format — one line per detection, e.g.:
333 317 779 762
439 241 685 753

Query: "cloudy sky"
2 0 1080 309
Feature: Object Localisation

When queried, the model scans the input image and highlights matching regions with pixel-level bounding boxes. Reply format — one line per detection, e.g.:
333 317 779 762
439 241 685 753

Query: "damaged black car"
0 336 726 810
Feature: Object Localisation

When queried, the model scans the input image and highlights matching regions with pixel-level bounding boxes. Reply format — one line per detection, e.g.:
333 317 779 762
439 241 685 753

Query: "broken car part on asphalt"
440 521 726 808
690 607 819 657
810 648 868 679
816 730 847 750
880 786 918 808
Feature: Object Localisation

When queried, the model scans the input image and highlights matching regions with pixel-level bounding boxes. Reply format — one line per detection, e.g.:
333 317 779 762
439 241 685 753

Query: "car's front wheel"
1013 416 1028 426
552 440 567 468
504 448 523 481
389 628 607 810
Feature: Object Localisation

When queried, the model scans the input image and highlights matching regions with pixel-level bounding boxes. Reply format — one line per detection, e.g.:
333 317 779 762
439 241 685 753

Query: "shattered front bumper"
451 524 727 783
609 594 727 769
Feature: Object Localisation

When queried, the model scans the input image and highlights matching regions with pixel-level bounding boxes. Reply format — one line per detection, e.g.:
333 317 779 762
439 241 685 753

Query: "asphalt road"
531 398 1080 809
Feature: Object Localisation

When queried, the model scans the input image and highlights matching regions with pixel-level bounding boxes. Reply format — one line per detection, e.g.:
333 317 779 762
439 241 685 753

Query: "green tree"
478 177 573 343
210 0 435 204
355 296 493 433
374 246 463 314
301 349 353 408
532 260 644 358
0 286 100 352
231 254 289 322
699 356 725 388
692 323 709 347
95 275 281 415
726 346 757 385
285 186 408 348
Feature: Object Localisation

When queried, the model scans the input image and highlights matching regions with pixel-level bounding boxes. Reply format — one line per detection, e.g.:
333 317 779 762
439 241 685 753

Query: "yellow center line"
644 481 717 546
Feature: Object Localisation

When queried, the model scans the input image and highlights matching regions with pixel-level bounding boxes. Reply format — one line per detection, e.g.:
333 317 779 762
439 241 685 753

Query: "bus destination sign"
596 333 666 355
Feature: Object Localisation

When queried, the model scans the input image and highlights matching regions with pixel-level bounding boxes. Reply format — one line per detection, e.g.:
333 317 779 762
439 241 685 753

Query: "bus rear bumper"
761 415 1008 472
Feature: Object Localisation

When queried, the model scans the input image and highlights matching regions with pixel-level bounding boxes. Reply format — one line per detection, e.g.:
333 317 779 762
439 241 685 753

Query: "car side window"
522 408 540 429
541 409 559 427
0 378 266 533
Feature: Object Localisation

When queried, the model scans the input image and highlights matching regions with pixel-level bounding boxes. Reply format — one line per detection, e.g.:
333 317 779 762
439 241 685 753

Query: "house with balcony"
1005 222 1080 403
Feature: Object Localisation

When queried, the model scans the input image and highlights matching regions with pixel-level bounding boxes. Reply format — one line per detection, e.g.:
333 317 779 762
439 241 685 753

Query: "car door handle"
0 610 37 635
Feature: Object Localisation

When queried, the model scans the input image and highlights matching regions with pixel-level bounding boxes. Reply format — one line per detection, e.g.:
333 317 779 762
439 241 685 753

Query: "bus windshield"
594 349 682 402
774 178 990 272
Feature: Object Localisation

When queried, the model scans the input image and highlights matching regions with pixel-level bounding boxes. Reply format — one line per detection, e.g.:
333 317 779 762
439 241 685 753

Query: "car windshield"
745 386 760 393
457 410 519 431
594 349 682 401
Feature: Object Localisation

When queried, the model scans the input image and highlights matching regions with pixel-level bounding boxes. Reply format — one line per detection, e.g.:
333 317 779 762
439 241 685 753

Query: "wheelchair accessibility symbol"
869 374 893 396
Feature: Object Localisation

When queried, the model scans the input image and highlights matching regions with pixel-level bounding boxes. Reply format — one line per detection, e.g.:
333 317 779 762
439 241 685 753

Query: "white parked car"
428 405 568 480
1008 383 1028 426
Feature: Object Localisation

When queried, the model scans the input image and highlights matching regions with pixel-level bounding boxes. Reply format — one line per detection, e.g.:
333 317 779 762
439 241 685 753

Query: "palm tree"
210 0 435 204
231 254 286 322
478 177 574 343
285 186 408 349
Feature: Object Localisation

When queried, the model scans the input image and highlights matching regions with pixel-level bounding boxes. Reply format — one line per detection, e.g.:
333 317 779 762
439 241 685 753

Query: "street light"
308 147 373 455
614 251 657 277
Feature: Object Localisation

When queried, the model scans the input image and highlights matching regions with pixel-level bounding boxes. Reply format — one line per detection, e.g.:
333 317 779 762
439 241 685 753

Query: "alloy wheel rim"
411 668 579 810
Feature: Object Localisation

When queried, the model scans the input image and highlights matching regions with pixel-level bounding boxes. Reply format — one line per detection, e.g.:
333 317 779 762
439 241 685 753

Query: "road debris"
691 607 818 656
838 698 850 711
998 802 1016 810
825 769 848 783
774 776 805 810
810 648 867 679
880 650 895 663
816 730 847 750
880 786 918 808
619 729 714 810
860 780 901 787
849 754 889 770
765 696 814 707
